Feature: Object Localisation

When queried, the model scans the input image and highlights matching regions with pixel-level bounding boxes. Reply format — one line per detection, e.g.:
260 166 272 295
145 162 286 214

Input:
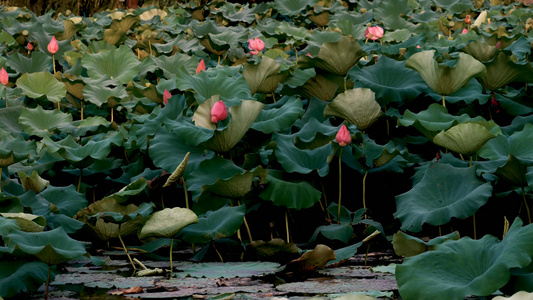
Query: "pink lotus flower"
462 28 468 34
27 42 33 51
48 36 58 54
248 38 265 55
365 26 384 41
335 124 351 147
0 67 8 86
211 100 228 123
416 45 421 49
465 15 472 24
196 59 206 74
496 41 502 49
163 89 171 105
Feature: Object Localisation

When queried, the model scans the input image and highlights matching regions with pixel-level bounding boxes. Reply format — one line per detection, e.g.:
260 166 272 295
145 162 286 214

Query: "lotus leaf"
0 197 24 214
174 261 280 278
243 56 282 95
433 122 497 156
0 213 46 232
478 52 533 92
250 238 300 259
82 81 129 107
202 166 267 199
494 292 533 300
102 177 148 204
0 135 35 168
82 45 140 85
392 230 460 257
396 218 533 300
283 244 336 273
259 173 322 210
251 96 304 134
315 36 366 76
478 123 533 163
19 106 73 138
153 53 200 79
8 227 87 265
394 163 493 232
327 242 363 266
273 0 317 16
462 40 499 62
310 224 354 243
0 106 24 135
178 205 246 244
103 15 140 45
275 22 312 42
495 154 528 187
0 261 51 298
18 171 49 193
302 74 340 102
6 51 51 74
324 88 382 130
405 50 486 96
16 71 67 103
138 207 198 239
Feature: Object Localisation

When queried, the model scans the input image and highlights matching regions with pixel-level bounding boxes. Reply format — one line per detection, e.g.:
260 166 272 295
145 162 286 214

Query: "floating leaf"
174 261 280 278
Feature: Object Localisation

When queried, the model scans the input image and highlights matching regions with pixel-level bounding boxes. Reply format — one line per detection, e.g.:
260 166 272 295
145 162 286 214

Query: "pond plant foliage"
1 0 533 299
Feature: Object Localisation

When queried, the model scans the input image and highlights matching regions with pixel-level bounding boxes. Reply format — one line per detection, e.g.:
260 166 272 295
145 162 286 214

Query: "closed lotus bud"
196 59 206 74
462 28 468 34
163 89 171 105
211 100 228 123
335 124 351 147
465 15 472 24
27 42 33 50
248 38 265 55
496 41 502 49
0 67 8 86
48 36 58 54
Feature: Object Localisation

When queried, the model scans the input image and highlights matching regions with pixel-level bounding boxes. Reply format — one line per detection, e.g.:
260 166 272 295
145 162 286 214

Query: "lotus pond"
1 0 533 299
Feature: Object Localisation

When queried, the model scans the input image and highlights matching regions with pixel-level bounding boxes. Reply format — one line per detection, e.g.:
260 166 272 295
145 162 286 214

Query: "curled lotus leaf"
478 52 533 92
243 56 282 95
18 171 49 193
302 75 340 102
494 292 533 300
19 106 73 138
392 230 460 257
0 213 46 232
324 88 382 130
405 50 486 96
138 207 198 240
433 122 497 156
495 154 528 187
0 135 35 168
283 244 336 273
462 40 498 62
315 36 366 76
202 165 267 199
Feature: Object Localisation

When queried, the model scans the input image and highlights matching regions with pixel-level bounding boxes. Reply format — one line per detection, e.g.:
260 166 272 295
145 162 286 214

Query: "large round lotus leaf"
40 134 117 168
103 15 140 45
275 22 312 42
348 56 427 104
153 52 200 79
82 82 129 107
324 88 382 130
243 56 281 95
302 74 340 102
18 171 49 193
273 0 317 16
310 224 354 244
16 71 67 103
251 96 304 134
0 213 46 232
478 52 533 92
479 123 533 163
0 135 35 168
433 122 497 156
396 218 533 300
201 100 265 153
315 36 366 76
203 166 267 199
405 50 486 96
178 205 246 244
495 154 528 187
392 230 460 257
259 173 322 210
138 207 198 240
8 227 87 265
19 106 73 138
81 45 140 85
6 51 52 74
394 163 493 232
0 261 50 298
462 40 498 62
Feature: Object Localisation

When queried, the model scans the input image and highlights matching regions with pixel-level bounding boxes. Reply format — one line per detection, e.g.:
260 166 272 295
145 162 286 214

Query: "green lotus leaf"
348 56 427 104
324 88 382 130
24 185 88 218
138 207 198 240
315 36 366 76
202 166 267 199
394 163 493 232
16 72 67 103
153 52 200 79
0 31 16 47
273 132 333 177
293 118 339 149
0 261 51 298
243 56 281 95
202 100 265 153
103 15 140 46
273 0 317 16
259 173 322 210
8 227 87 265
433 122 497 156
178 205 246 244
398 103 487 140
19 106 72 138
251 96 304 134
0 213 46 232
302 74 340 102
0 106 24 135
102 178 148 204
396 218 533 300
208 28 248 48
424 77 488 105
327 241 364 267
405 50 486 96
478 52 533 92
382 29 411 43
0 197 24 214
275 22 312 42
0 135 35 168
462 40 498 62
6 51 52 74
479 123 533 163
392 230 460 257
310 224 354 244
495 154 528 187
250 238 300 258
18 171 49 193
82 82 129 107
219 3 256 23
81 45 140 85
175 67 251 105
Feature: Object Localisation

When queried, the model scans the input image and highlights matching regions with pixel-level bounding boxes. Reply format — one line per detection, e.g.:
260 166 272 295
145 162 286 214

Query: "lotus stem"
285 209 290 243
320 181 330 220
4 88 7 108
438 225 442 236
57 100 60 110
338 147 343 224
81 101 84 120
363 170 369 218
110 107 114 123
137 48 140 59
169 238 174 271
77 168 82 193
161 194 164 209
295 48 298 63
149 40 153 56
213 243 224 262
237 200 253 242
217 56 220 66
442 95 446 107
52 54 56 74
183 179 189 210
118 227 136 270
45 265 51 300
344 78 347 92
522 187 531 224
364 244 371 266
272 93 276 103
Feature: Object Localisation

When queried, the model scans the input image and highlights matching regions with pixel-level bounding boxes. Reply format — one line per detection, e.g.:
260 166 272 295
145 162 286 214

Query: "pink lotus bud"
462 28 468 34
48 36 58 54
496 41 502 49
365 26 384 41
490 94 499 107
0 67 8 86
335 124 351 147
416 45 421 48
465 15 471 24
27 42 33 50
211 100 228 123
248 38 265 55
196 59 206 74
163 89 171 105
306 53 313 58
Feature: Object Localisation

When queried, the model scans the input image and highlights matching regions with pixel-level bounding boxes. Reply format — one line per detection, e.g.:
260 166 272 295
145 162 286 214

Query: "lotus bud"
0 68 8 86
465 15 472 24
47 36 58 54
248 37 265 55
196 59 206 74
211 100 228 123
163 89 171 105
496 41 502 49
27 42 33 51
335 124 351 147
462 28 468 34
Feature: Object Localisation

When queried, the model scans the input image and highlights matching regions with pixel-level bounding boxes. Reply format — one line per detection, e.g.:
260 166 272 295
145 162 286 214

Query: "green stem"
118 227 136 270
183 179 189 210
285 210 290 243
169 238 174 271
522 187 531 224
363 170 369 213
442 95 446 107
364 244 371 266
237 200 253 242
52 54 56 74
213 243 224 262
77 168 82 193
338 147 343 224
